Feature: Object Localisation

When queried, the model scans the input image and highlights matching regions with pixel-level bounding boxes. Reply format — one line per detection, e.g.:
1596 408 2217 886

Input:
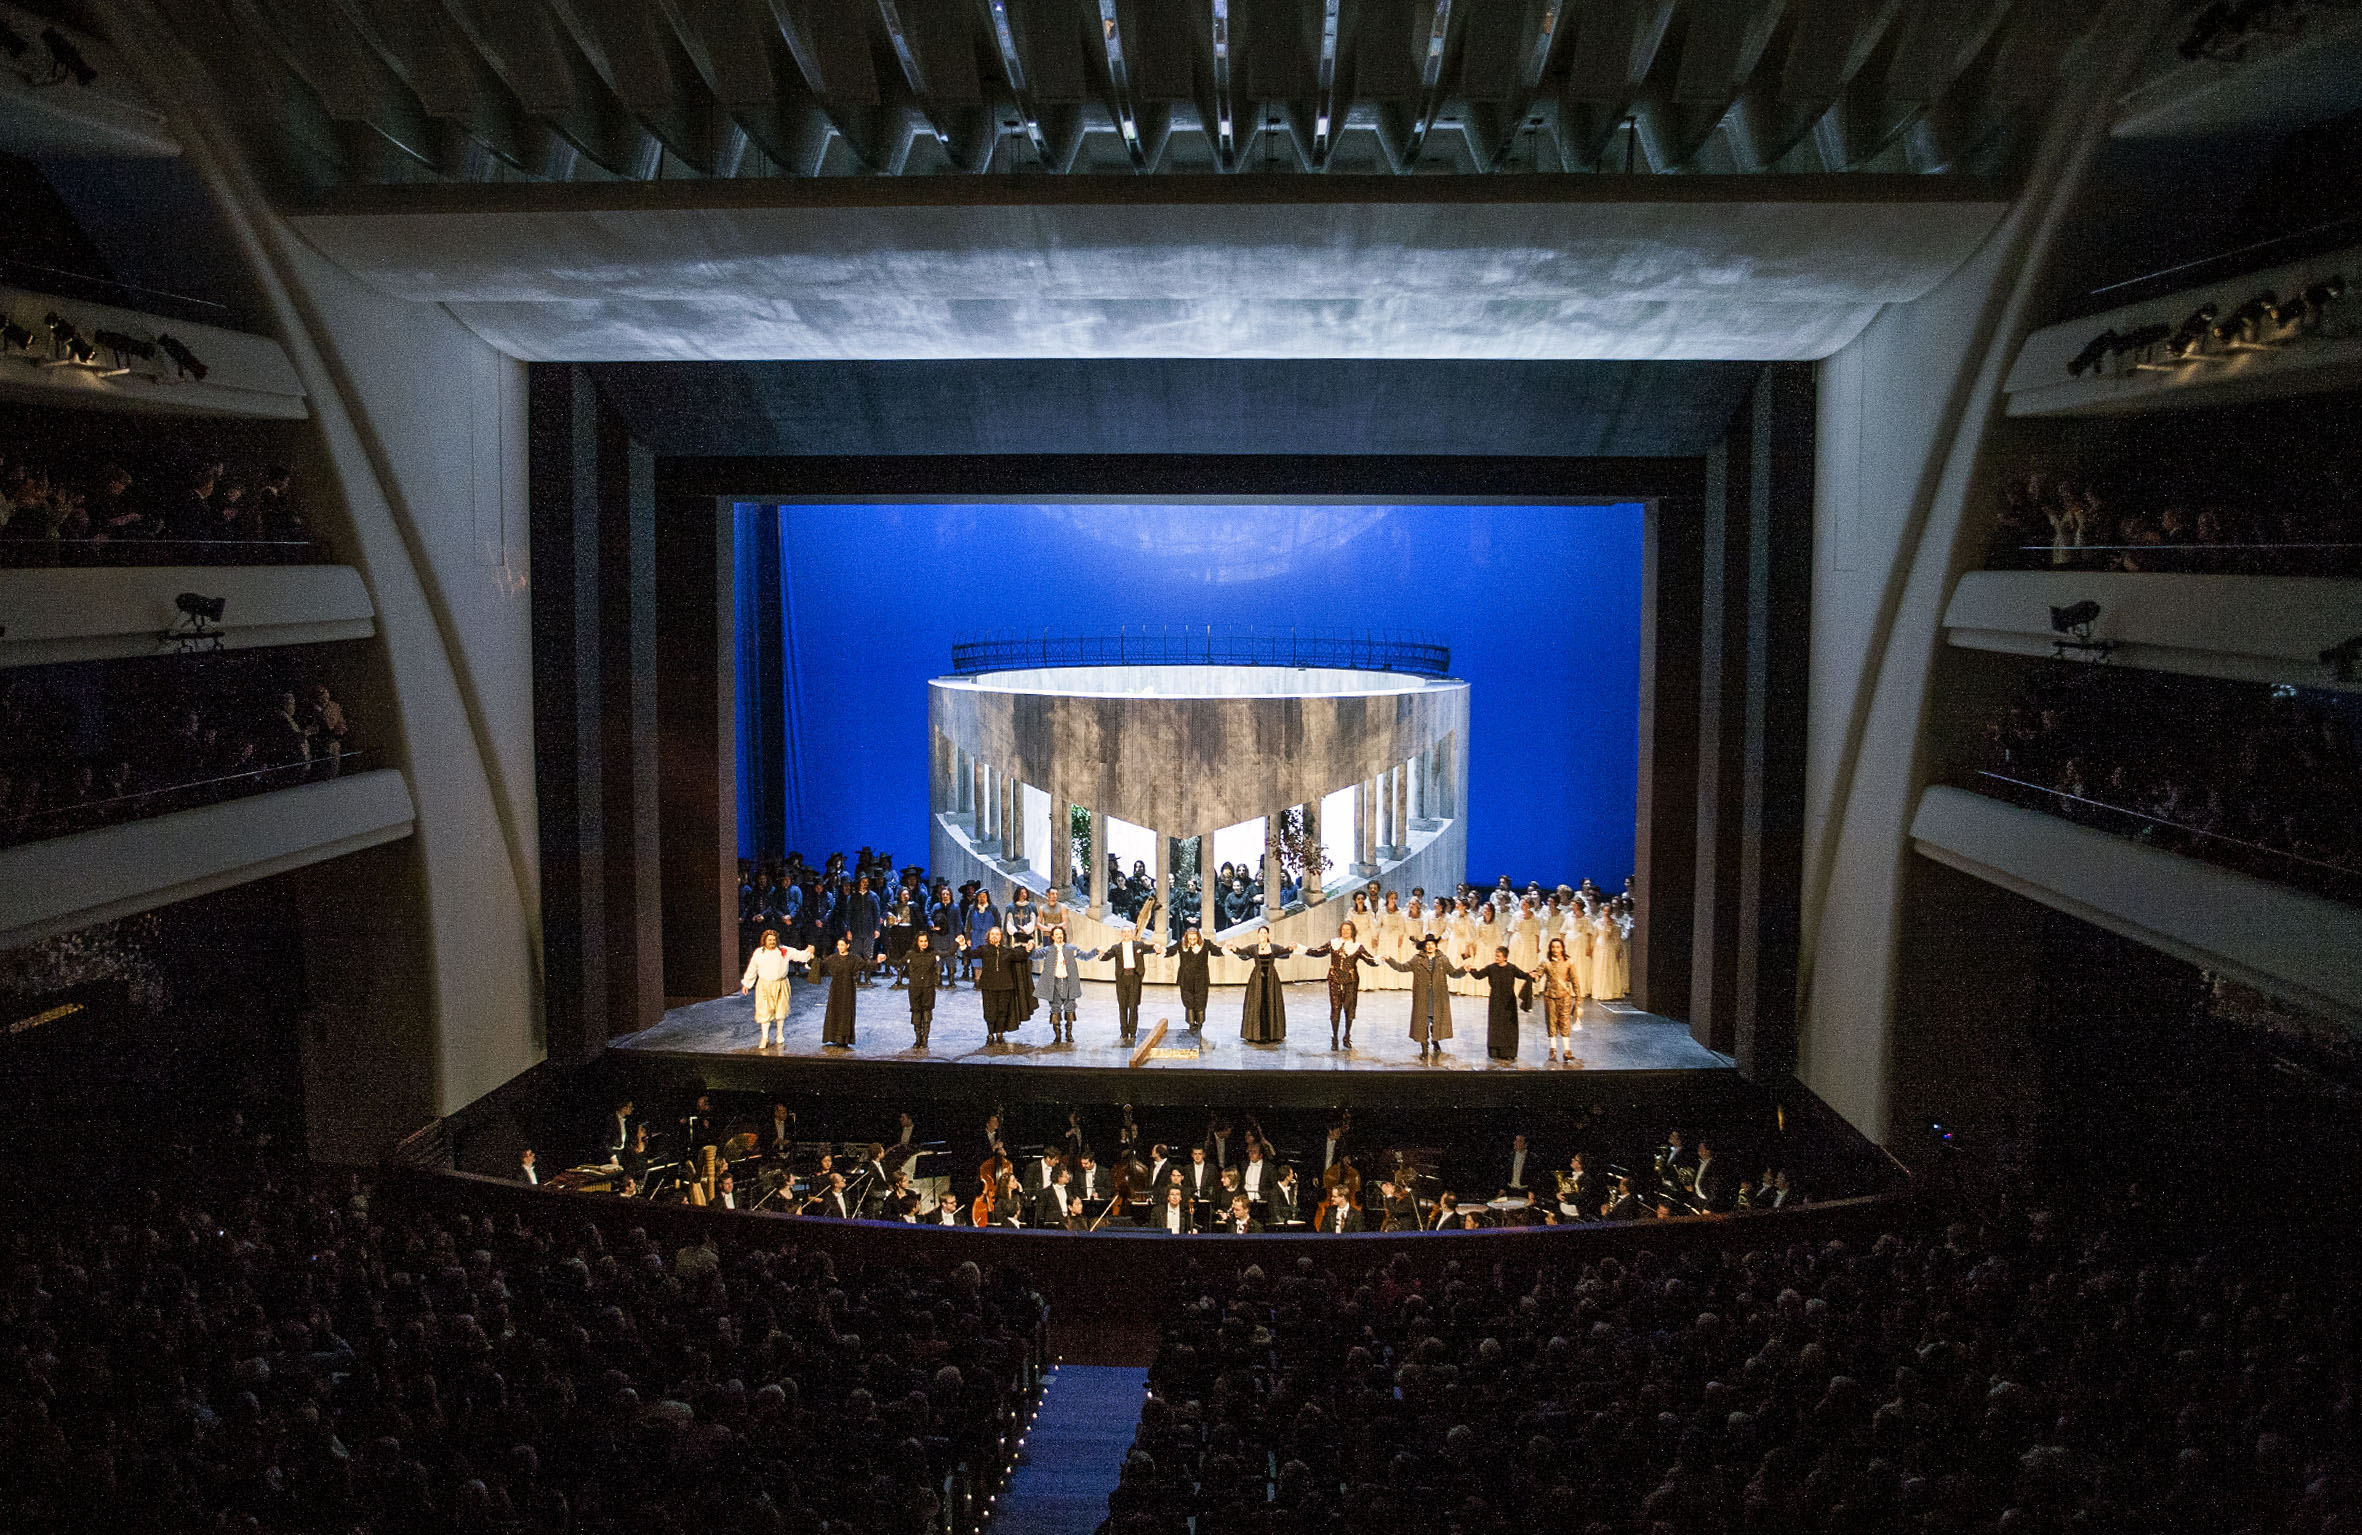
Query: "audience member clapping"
0 435 320 565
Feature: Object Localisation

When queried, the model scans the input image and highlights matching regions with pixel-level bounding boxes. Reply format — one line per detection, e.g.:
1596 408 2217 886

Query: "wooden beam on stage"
1128 1017 1167 1067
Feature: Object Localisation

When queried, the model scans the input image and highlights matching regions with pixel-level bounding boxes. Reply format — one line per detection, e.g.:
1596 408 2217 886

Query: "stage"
612 975 1728 1109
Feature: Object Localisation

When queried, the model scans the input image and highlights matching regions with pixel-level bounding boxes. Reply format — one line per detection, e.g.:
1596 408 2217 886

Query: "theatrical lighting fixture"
2322 633 2362 684
40 27 96 86
44 312 95 366
155 332 208 381
2049 600 2115 661
0 318 31 354
163 591 228 653
91 327 153 374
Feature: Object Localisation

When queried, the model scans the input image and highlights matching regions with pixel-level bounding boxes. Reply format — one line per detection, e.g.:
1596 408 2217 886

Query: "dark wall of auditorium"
734 501 1644 886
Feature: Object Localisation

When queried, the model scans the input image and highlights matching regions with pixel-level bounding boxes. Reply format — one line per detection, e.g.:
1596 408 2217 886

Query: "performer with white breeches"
740 928 814 1048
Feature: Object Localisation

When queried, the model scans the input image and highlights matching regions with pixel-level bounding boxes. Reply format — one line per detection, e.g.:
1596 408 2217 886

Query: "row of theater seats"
0 1131 1048 1535
1108 1211 2357 1535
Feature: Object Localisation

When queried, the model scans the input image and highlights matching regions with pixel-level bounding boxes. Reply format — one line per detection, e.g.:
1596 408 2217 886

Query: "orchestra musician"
1219 1194 1261 1234
808 1172 854 1219
714 1171 741 1211
1154 1185 1195 1234
1181 1146 1221 1209
1429 1192 1462 1230
1377 1177 1420 1233
766 1102 795 1157
1268 1165 1304 1227
1072 1149 1108 1204
1033 1165 1079 1228
1313 1187 1362 1233
619 1125 652 1193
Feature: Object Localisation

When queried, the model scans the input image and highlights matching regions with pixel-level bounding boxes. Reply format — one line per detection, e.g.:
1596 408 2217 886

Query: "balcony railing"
2 751 365 849
1964 770 2361 905
0 535 333 568
950 626 1451 678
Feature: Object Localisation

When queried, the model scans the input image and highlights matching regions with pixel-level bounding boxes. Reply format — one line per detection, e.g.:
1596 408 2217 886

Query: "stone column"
1197 837 1217 936
1004 772 1024 870
982 762 1000 850
1262 815 1282 919
1393 763 1410 854
1303 795 1325 903
1376 767 1394 859
1086 801 1106 919
1150 826 1169 934
1351 777 1376 876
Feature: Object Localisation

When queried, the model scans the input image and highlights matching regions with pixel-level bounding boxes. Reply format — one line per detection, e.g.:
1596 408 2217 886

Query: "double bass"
1092 1149 1153 1230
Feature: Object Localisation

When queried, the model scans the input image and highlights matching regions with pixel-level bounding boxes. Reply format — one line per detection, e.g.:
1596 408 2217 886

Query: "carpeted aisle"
990 1364 1147 1535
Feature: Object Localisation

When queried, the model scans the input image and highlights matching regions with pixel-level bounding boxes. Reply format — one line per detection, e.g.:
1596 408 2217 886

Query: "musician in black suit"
619 1125 652 1192
1023 1147 1064 1197
1203 1118 1238 1170
1691 1139 1725 1212
1218 1194 1261 1234
1181 1146 1220 1204
1556 1153 1598 1220
715 1171 742 1211
682 1094 719 1154
1267 1166 1304 1227
1102 932 1164 1043
767 1102 796 1157
518 1149 539 1185
1316 1194 1362 1233
1145 1143 1177 1194
1033 1166 1078 1227
1499 1132 1537 1196
812 1173 855 1219
1377 1178 1420 1232
1429 1192 1463 1230
1153 1185 1195 1234
990 1175 1028 1228
606 1100 635 1161
1604 1174 1646 1221
1071 1150 1109 1205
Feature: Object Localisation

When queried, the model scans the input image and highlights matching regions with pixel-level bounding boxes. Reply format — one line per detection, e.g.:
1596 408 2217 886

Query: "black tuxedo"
1023 1157 1062 1196
1218 1214 1263 1234
1071 1164 1108 1202
1146 1156 1177 1194
1267 1181 1304 1226
1151 1201 1196 1234
817 1189 854 1219
1181 1160 1221 1202
1318 1202 1362 1234
1105 939 1160 1038
1691 1159 1725 1212
1032 1185 1077 1227
1203 1133 1237 1170
1500 1145 1538 1193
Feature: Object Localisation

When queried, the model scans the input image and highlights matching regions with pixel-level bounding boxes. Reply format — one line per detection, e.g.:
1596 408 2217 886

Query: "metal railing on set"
950 626 1451 678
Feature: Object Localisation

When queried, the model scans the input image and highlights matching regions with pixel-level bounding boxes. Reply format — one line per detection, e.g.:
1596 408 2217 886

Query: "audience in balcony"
0 658 356 847
1109 1206 2359 1535
1988 467 2361 577
0 435 321 565
0 1123 1046 1535
1972 663 2362 894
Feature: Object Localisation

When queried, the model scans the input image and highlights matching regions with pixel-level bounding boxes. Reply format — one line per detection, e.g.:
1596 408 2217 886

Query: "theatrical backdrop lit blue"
735 502 1644 887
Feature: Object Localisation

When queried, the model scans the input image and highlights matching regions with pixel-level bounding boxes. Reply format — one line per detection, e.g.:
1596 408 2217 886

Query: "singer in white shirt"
741 929 815 1048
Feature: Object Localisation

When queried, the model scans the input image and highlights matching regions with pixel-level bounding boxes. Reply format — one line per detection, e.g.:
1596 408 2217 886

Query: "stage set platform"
613 977 1728 1109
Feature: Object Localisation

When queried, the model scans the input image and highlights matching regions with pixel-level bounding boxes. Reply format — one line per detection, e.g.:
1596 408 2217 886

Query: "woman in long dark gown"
1464 944 1534 1061
1227 928 1294 1044
814 936 866 1047
1172 928 1213 1031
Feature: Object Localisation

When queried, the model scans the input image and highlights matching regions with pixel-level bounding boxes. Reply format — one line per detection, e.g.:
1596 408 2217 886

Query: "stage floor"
620 976 1724 1076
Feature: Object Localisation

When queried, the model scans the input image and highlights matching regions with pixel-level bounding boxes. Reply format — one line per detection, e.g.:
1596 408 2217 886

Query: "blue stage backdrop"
736 503 1643 889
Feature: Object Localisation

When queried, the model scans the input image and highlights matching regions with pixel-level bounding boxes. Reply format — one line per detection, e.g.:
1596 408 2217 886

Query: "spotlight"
0 319 30 353
2323 633 2362 684
163 592 228 654
176 592 228 624
44 312 94 365
2049 600 2114 661
40 27 97 86
92 327 154 364
155 332 209 381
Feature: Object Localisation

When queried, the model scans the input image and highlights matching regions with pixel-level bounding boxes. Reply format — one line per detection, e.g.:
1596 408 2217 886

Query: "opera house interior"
2 2 2360 1531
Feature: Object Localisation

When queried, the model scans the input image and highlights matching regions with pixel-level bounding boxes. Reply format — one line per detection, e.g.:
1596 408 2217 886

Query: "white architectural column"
1150 826 1169 933
1377 766 1396 859
1393 763 1410 854
1197 837 1217 935
1004 772 1024 868
1303 796 1324 903
1353 776 1377 875
1409 752 1428 827
1086 801 1106 918
1263 815 1283 919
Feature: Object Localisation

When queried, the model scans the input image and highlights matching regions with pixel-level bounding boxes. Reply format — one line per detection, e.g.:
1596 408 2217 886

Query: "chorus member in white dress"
1509 898 1544 971
1593 903 1630 1001
740 928 815 1049
1562 899 1594 999
1372 891 1410 991
1461 903 1500 997
1402 895 1428 968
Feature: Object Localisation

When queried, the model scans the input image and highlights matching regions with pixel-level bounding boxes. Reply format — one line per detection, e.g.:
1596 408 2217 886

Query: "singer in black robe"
813 939 865 1047
1466 950 1534 1061
1227 934 1294 1044
1171 932 1212 1027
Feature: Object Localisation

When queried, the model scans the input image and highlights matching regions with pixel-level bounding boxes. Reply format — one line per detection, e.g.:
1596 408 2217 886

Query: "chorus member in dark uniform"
961 888 999 979
1097 930 1164 1043
1171 928 1213 1032
884 887 916 983
1227 927 1294 1044
1385 935 1463 1060
905 931 940 1048
1155 1185 1194 1234
1303 921 1380 1050
846 876 883 980
810 937 866 1047
1465 946 1535 1061
973 927 1026 1046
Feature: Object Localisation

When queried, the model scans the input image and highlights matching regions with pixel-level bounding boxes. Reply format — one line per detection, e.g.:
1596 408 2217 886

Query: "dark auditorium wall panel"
656 490 740 1004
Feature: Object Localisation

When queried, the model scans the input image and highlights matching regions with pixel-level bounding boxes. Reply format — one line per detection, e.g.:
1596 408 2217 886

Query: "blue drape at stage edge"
738 503 1644 888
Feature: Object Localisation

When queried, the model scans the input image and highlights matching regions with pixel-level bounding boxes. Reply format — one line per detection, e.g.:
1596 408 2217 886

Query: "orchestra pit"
3 4 2360 1532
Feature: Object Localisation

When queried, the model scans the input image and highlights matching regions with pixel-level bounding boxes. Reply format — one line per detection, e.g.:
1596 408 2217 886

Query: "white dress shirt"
1243 1159 1266 1198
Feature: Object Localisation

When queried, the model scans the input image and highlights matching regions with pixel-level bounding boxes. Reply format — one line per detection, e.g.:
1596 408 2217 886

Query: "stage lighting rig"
0 317 31 355
90 327 150 376
155 332 208 381
44 312 95 366
2049 600 2115 662
162 592 228 654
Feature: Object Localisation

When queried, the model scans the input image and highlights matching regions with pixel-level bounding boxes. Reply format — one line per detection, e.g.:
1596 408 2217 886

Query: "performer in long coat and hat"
1386 934 1464 1060
1227 928 1295 1044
